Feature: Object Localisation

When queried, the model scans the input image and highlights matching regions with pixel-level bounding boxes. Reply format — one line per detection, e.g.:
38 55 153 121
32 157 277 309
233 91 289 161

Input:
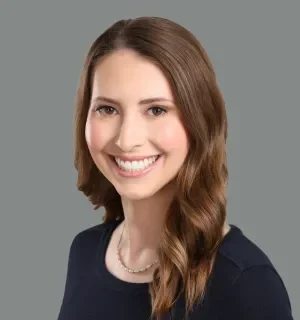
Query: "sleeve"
222 265 294 319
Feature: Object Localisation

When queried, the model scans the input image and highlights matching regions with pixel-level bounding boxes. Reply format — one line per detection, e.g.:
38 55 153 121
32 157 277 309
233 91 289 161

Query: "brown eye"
148 106 167 116
95 106 117 115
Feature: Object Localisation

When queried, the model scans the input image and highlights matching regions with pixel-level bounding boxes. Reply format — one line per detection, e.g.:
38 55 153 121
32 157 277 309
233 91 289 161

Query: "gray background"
0 1 299 319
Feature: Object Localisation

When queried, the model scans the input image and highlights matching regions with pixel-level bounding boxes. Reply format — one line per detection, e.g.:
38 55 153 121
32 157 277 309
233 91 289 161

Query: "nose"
114 115 147 151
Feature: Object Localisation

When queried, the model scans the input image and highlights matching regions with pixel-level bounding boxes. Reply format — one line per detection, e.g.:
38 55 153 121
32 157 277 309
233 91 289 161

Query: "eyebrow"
91 96 174 106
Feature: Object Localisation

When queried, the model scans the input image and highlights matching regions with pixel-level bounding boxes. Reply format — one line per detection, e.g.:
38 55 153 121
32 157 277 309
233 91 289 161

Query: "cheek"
156 121 189 152
85 121 106 150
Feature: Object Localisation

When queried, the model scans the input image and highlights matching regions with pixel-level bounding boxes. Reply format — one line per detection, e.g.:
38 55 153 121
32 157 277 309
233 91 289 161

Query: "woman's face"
85 49 189 200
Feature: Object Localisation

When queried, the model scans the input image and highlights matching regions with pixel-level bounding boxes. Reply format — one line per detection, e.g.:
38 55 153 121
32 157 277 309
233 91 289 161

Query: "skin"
85 49 230 283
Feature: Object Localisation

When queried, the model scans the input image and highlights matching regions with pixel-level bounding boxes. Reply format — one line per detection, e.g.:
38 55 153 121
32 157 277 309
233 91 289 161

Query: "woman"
57 16 293 320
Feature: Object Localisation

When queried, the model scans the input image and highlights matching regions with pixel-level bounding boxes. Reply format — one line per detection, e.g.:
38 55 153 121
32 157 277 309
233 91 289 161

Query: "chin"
115 186 159 201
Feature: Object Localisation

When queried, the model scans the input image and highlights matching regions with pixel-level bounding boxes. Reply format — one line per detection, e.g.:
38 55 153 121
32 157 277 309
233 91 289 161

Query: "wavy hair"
74 16 228 320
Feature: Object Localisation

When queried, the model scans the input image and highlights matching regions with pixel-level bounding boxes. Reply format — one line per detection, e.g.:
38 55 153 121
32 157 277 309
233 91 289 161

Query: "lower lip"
108 155 162 178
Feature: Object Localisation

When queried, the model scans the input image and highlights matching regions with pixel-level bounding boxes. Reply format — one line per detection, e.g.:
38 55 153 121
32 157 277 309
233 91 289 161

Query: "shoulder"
207 225 293 318
213 225 276 289
211 224 282 291
73 219 118 240
68 219 120 257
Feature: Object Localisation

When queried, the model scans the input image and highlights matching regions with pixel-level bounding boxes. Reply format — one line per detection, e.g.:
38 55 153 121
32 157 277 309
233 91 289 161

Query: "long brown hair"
74 16 228 320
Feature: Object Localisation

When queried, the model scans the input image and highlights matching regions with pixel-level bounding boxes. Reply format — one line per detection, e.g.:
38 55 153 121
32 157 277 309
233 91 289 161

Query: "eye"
147 106 167 117
94 105 117 115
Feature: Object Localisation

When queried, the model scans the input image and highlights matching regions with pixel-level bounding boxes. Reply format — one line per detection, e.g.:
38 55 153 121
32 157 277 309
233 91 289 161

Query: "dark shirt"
57 219 294 319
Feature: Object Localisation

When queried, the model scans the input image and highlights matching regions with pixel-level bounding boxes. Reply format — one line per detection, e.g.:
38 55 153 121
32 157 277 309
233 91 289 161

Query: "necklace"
116 221 159 273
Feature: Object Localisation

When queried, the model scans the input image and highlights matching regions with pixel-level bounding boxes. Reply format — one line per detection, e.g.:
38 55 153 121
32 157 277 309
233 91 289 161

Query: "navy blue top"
57 219 294 319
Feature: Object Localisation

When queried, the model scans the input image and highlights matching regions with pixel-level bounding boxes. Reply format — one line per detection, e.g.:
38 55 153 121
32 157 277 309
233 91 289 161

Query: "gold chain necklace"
116 221 159 273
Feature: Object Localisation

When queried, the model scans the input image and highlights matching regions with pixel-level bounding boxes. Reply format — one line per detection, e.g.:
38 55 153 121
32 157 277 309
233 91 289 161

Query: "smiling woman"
57 16 294 320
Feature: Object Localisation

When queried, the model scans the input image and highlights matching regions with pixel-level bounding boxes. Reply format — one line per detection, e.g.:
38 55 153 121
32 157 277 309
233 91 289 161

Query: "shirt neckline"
95 219 241 293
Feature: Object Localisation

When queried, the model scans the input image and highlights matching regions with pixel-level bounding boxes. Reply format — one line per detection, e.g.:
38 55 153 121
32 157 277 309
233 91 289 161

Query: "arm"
222 265 294 319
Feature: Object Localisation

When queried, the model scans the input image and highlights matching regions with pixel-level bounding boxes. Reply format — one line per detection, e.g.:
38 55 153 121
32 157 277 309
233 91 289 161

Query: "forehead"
91 49 174 102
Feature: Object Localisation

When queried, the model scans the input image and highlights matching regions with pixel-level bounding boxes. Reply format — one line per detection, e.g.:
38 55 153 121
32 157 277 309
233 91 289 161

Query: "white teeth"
114 156 159 172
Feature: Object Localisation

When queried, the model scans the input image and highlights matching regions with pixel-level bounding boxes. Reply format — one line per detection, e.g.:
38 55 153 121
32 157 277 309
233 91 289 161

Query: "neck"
119 184 174 264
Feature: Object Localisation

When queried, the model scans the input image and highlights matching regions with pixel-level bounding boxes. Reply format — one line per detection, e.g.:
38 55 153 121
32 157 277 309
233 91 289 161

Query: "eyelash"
93 105 168 117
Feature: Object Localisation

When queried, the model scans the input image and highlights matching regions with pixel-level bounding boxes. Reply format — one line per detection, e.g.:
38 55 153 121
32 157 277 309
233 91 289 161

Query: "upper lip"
108 154 160 161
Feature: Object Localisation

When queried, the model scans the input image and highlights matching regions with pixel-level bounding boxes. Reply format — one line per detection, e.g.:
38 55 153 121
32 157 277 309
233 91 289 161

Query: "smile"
114 155 159 171
108 154 161 177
